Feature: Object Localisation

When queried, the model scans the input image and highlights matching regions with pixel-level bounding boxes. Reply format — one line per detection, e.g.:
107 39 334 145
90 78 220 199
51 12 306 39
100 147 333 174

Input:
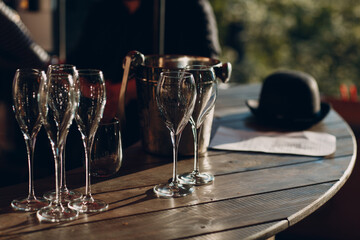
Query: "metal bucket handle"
117 51 145 128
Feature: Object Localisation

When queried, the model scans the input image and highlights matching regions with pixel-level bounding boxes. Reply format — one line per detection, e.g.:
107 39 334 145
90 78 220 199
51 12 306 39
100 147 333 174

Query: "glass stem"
190 117 200 174
60 138 68 193
83 139 92 199
170 131 181 184
53 146 62 206
190 116 202 174
25 138 36 200
194 125 202 173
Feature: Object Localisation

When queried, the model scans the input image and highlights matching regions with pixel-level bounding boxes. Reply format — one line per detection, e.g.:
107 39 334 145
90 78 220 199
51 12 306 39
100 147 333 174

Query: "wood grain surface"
0 84 356 240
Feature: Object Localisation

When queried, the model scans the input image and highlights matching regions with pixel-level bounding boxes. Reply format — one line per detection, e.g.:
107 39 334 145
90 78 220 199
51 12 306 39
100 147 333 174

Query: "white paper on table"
209 126 336 156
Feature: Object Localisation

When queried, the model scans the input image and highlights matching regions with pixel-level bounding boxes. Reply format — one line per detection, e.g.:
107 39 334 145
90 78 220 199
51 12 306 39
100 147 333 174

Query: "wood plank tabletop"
0 83 356 240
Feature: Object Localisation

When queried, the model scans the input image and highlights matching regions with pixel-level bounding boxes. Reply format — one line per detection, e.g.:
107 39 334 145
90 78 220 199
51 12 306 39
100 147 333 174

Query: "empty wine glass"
36 72 79 222
154 71 197 198
11 69 49 211
43 64 82 203
91 118 122 177
178 65 217 185
68 69 108 212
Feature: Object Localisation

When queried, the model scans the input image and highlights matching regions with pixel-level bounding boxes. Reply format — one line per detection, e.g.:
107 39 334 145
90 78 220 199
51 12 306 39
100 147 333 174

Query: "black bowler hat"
246 70 331 129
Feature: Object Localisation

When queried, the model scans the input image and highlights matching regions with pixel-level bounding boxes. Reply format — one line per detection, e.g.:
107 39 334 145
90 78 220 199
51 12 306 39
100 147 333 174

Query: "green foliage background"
210 0 360 96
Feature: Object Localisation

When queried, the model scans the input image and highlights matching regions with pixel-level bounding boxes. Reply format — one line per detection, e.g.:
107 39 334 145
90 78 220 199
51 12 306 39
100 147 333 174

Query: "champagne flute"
36 73 79 222
11 69 49 211
43 64 82 202
68 69 108 212
178 65 217 185
154 71 197 198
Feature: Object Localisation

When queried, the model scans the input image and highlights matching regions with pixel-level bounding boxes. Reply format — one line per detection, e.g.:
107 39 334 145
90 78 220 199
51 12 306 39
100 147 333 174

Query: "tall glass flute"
37 73 79 222
154 71 197 198
178 65 217 185
11 69 49 211
68 69 108 212
43 64 82 202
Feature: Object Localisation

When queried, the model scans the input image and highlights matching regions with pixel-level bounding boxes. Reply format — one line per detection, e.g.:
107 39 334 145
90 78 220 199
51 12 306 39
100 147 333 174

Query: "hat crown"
258 70 321 120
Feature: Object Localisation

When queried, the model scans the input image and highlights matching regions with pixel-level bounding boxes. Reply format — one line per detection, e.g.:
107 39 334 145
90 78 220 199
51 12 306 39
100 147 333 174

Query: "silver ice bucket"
119 51 231 156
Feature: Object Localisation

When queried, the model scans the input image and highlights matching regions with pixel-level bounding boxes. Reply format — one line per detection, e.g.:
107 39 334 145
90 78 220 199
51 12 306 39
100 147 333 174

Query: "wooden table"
0 84 356 240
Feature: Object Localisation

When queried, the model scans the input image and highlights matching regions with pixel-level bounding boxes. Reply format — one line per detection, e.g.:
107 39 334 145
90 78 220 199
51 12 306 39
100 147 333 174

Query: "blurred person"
67 0 221 147
0 0 55 186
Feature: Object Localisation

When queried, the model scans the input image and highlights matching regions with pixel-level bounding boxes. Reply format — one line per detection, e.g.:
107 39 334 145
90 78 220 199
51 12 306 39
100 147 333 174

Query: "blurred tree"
210 0 360 96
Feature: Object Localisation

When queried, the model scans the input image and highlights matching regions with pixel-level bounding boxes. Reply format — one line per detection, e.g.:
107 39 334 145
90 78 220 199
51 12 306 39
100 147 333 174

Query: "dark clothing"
68 0 221 82
0 1 50 102
0 1 49 70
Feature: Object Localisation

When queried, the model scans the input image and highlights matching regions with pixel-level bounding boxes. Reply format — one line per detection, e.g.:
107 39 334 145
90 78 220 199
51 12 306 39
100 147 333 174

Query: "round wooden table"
0 84 356 239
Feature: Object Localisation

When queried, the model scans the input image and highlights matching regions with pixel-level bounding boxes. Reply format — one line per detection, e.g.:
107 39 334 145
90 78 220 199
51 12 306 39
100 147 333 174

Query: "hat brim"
245 99 331 130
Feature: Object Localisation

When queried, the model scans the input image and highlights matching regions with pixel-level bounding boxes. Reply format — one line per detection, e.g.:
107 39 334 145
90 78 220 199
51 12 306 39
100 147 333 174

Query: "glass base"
37 205 79 222
68 197 108 213
178 171 214 186
153 181 194 198
43 189 83 203
11 197 49 212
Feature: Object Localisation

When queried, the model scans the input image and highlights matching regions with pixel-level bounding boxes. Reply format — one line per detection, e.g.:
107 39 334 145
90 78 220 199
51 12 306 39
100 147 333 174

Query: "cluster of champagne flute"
11 65 108 222
154 65 217 198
